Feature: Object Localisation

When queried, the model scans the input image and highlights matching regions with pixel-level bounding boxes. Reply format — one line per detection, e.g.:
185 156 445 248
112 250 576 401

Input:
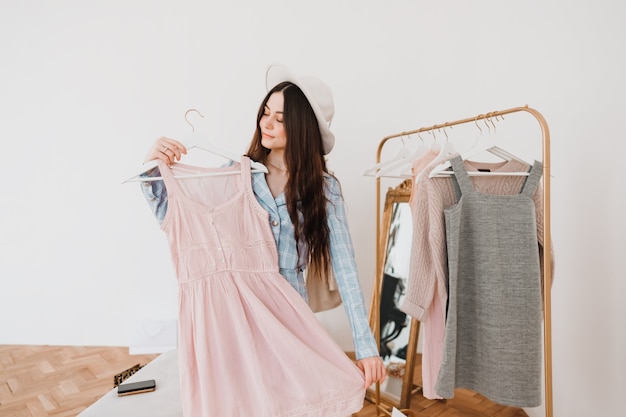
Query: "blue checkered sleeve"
140 167 168 223
325 177 379 360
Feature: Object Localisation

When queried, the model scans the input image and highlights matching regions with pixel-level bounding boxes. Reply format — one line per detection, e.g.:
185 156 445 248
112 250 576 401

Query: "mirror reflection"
379 202 411 361
376 202 414 403
368 180 421 409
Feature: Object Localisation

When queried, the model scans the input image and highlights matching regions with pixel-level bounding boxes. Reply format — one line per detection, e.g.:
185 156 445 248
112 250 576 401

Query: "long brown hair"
246 82 332 282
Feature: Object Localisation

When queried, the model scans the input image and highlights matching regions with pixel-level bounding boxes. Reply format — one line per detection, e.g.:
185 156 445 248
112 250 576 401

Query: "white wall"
1 1 625 416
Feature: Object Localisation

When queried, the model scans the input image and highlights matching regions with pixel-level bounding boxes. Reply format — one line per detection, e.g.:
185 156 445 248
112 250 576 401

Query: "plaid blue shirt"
141 166 378 359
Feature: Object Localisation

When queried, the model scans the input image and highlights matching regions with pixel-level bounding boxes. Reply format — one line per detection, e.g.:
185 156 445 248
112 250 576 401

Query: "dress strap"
520 160 543 197
155 160 178 196
449 156 474 196
239 155 254 195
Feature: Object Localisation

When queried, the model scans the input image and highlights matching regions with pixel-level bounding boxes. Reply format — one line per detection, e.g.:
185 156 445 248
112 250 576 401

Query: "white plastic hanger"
123 109 268 183
429 114 529 178
377 124 457 180
462 114 527 162
408 124 457 181
374 132 428 178
362 135 413 177
436 124 455 158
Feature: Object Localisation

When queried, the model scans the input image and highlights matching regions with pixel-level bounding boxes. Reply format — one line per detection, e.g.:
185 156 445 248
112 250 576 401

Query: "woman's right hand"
145 137 188 165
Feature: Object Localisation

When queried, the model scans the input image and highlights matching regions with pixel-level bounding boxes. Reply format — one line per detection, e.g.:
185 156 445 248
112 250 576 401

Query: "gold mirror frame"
367 179 421 412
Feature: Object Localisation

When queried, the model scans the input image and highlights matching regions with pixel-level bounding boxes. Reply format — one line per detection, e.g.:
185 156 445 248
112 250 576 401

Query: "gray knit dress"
435 156 543 407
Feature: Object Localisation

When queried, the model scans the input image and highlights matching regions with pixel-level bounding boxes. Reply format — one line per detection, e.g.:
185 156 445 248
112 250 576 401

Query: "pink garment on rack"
156 157 365 417
406 149 442 399
410 149 440 180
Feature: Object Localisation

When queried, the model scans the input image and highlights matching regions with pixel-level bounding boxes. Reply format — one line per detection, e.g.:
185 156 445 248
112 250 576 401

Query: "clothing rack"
371 105 552 417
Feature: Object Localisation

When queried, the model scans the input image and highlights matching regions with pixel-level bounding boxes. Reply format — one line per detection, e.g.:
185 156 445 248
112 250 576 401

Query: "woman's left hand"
356 355 386 388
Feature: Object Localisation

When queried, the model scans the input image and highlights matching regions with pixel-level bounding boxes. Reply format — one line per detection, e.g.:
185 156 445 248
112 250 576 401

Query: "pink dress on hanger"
155 157 365 417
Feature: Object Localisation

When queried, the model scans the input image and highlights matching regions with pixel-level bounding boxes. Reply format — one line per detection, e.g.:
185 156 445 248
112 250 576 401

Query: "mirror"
367 179 421 410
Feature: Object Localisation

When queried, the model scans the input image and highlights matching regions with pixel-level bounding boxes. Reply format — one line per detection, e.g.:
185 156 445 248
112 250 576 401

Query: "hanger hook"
443 122 452 141
487 112 497 134
429 125 437 142
417 129 425 143
483 113 491 133
437 127 448 142
397 132 408 147
474 115 483 135
184 108 204 132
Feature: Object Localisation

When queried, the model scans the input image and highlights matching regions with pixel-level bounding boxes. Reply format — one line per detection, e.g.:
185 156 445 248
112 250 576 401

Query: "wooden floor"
0 345 528 417
0 345 158 417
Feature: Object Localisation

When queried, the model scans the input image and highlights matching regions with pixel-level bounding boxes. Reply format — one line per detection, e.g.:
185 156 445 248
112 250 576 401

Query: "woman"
142 65 385 414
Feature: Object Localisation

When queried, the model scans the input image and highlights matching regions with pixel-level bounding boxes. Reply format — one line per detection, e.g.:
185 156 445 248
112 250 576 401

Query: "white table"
78 349 182 417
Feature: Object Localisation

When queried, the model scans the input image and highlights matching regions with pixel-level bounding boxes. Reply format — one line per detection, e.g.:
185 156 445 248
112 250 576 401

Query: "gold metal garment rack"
372 105 552 417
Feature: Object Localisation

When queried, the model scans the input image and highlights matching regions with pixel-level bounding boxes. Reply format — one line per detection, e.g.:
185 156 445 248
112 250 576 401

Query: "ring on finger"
161 146 169 153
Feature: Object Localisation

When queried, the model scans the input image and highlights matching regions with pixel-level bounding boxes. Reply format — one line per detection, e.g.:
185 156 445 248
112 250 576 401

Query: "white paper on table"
392 408 408 417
